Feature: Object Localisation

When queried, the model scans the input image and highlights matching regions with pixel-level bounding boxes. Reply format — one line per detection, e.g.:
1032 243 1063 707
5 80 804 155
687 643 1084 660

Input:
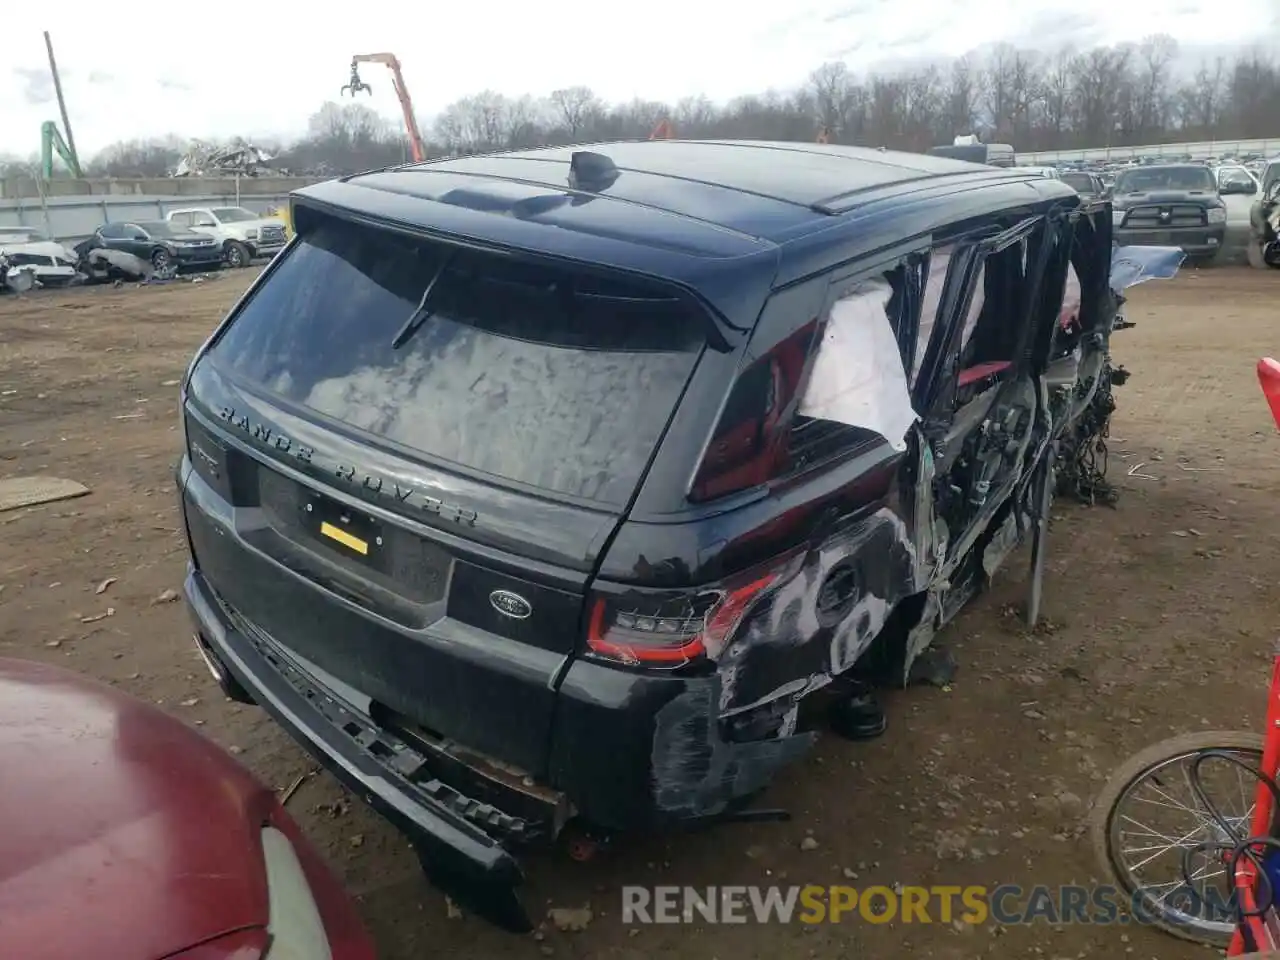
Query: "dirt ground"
1 265 1278 959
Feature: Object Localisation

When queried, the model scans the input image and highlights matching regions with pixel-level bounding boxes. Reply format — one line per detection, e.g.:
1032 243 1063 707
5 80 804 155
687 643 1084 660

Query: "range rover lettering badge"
214 406 476 526
489 590 532 620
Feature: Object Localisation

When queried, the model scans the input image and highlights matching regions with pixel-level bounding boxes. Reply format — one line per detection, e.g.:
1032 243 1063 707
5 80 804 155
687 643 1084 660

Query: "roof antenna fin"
568 151 620 192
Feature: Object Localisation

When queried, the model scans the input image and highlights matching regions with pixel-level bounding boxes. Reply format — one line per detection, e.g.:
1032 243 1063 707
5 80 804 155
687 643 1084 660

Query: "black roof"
445 140 994 205
339 140 1063 243
293 140 1076 315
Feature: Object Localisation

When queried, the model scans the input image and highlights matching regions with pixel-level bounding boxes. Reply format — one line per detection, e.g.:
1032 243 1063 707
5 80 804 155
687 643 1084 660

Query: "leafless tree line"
4 37 1277 179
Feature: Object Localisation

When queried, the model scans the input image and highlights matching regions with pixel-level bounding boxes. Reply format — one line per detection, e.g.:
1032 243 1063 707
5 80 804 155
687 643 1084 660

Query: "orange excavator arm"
342 53 426 163
649 118 674 140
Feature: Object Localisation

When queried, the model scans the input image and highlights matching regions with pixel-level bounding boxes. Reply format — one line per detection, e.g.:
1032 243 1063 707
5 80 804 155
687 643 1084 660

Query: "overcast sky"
3 2 1272 157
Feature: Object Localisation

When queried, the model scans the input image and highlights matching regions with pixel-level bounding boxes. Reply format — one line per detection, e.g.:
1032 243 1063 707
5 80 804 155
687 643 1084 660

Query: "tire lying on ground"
1089 729 1265 947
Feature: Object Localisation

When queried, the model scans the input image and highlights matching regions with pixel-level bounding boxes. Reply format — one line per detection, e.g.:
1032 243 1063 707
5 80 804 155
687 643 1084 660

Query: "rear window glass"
1114 167 1215 193
1060 173 1093 193
208 216 705 505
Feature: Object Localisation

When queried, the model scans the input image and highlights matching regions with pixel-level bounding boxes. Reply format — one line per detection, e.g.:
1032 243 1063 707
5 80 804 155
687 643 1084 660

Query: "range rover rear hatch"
180 211 712 804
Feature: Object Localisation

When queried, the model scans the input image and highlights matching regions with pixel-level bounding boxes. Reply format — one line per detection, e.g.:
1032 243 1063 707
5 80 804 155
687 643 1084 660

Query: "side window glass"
688 279 825 503
690 261 920 501
791 266 916 466
957 259 987 354
98 223 119 239
957 241 1026 376
915 245 953 382
171 212 191 227
690 320 816 502
1061 260 1082 329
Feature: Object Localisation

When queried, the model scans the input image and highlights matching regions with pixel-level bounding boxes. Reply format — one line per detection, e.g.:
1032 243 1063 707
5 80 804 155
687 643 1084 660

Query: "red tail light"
586 569 784 667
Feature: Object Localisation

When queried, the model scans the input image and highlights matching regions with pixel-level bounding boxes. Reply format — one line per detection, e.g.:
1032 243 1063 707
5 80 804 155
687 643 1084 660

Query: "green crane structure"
40 121 81 179
39 32 83 179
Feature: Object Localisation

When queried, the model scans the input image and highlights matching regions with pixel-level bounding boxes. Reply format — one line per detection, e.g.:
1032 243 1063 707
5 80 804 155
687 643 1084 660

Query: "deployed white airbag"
797 278 918 452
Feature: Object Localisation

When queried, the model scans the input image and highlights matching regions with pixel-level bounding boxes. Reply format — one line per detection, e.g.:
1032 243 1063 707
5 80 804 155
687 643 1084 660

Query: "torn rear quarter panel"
644 205 1188 823
649 504 918 818
651 676 816 818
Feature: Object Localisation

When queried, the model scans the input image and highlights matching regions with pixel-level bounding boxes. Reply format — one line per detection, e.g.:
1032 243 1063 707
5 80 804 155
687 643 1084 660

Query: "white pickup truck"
165 206 288 269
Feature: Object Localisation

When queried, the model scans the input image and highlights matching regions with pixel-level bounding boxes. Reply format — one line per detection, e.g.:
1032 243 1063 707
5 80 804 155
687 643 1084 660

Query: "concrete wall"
0 175 326 243
1020 136 1280 164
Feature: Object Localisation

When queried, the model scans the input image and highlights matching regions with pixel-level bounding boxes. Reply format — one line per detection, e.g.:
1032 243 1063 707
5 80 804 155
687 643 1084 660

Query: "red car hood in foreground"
0 658 370 960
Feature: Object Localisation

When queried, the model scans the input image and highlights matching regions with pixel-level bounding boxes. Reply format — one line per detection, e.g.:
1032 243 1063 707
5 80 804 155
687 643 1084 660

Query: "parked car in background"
1248 177 1280 268
0 657 375 959
1215 164 1259 194
927 140 1016 166
167 206 289 268
0 225 79 288
175 140 1175 930
88 220 224 273
1111 164 1229 262
1248 158 1280 267
1060 170 1106 198
1214 164 1260 232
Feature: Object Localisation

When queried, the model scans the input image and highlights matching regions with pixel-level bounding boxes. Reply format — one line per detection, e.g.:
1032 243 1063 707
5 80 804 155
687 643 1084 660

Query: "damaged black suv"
177 140 1129 929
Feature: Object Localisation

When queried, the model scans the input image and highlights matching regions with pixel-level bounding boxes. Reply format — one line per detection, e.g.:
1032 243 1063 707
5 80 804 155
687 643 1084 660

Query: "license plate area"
307 495 383 568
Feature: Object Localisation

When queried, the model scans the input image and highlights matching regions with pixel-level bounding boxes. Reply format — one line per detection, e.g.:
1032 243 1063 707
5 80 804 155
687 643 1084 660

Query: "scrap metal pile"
172 138 287 177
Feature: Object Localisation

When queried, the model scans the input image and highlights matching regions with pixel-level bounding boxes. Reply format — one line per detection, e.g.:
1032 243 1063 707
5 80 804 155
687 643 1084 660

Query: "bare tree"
87 137 185 177
866 74 905 145
1040 49 1076 147
900 66 941 151
675 95 717 136
1006 49 1042 146
307 102 389 147
941 56 980 139
1071 46 1133 145
505 95 546 149
80 41 1280 178
982 43 1018 138
809 62 857 140
549 86 602 139
1227 51 1279 139
1178 57 1228 135
1134 35 1178 139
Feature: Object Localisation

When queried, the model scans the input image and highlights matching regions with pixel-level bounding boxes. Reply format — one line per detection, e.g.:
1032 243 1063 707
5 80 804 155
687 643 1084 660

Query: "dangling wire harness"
1055 293 1135 508
1055 360 1127 507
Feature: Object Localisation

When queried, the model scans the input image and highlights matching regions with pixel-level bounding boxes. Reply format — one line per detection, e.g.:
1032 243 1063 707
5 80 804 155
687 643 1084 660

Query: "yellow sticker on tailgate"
319 521 368 555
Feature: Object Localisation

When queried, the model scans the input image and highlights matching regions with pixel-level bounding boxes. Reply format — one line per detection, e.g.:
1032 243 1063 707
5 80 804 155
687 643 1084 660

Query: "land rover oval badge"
489 589 532 620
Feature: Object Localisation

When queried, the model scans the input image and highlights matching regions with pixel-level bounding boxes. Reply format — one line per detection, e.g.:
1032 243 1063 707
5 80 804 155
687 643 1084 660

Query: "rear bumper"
183 566 534 932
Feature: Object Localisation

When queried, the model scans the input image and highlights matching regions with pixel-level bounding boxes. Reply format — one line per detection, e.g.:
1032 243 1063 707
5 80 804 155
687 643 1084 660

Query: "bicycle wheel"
1090 730 1265 946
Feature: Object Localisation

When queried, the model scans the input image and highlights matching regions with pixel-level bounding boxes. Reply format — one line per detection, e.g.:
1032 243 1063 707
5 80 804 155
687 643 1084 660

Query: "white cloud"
0 1 1264 156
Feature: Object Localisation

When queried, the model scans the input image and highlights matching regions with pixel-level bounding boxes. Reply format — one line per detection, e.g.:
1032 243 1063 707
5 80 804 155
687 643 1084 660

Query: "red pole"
1259 357 1280 430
